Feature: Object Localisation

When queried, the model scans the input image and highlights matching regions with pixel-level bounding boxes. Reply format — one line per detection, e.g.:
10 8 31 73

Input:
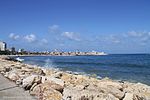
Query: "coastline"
0 56 150 100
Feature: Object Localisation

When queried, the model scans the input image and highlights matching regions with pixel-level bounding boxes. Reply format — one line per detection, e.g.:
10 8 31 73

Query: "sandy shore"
0 56 150 100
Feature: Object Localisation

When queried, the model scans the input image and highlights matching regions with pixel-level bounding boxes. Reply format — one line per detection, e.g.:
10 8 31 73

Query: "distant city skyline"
0 0 150 53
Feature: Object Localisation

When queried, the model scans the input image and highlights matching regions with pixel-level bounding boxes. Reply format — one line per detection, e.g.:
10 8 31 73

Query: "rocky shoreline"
0 56 150 100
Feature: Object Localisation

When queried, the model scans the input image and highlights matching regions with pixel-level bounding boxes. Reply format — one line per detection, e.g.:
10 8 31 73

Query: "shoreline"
0 56 150 100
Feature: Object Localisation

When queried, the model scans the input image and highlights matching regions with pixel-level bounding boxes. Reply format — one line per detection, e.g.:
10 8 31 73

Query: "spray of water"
44 58 59 70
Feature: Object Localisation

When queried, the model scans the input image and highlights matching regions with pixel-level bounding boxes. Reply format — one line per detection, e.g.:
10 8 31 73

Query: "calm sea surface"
19 54 150 85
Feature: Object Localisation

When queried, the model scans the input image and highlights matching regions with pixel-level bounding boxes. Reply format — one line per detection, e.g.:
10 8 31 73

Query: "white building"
0 41 7 51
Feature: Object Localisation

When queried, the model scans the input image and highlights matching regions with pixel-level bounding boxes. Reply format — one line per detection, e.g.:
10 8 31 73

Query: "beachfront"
0 56 150 100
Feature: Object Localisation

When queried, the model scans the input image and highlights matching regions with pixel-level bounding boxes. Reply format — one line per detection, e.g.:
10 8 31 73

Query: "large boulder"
32 68 45 75
42 88 62 100
30 82 63 95
104 86 125 99
62 86 119 100
8 72 20 81
30 83 62 100
42 76 64 87
22 75 42 90
123 93 133 100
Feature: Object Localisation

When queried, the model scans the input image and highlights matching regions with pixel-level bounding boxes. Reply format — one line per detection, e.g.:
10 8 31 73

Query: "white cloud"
128 31 144 37
125 31 150 46
41 39 48 44
127 31 150 43
104 35 121 44
24 34 36 43
9 33 20 40
48 25 60 34
61 32 80 41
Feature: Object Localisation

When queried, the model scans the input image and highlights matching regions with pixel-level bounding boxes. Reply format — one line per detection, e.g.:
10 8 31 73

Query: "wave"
51 61 149 68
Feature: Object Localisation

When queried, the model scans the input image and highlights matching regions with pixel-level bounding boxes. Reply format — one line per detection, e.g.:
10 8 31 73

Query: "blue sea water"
19 54 150 85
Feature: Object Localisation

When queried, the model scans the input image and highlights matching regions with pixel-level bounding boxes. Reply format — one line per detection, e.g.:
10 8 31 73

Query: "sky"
0 0 150 54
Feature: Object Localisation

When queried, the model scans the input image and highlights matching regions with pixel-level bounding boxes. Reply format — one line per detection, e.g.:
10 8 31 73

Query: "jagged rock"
16 78 23 85
30 83 62 100
8 72 20 81
97 80 123 90
22 75 42 90
32 68 45 75
123 93 133 100
42 76 64 87
42 69 55 76
133 93 150 100
42 88 62 100
21 67 34 72
62 86 119 100
105 86 125 99
4 67 12 72
30 82 63 95
123 82 150 93
51 72 63 79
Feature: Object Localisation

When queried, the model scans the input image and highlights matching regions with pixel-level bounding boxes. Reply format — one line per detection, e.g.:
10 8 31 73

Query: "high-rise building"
0 41 7 51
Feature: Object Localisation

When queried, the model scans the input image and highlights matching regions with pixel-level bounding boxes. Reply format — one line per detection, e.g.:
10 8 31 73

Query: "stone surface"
42 76 64 87
62 86 119 100
123 93 133 100
8 72 20 81
30 83 62 100
22 75 41 90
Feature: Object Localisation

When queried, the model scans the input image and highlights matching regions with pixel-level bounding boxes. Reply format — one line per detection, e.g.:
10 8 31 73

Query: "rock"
4 67 12 72
44 82 64 93
30 82 63 95
133 93 150 100
30 83 38 93
62 86 119 100
42 69 55 76
16 78 23 85
32 68 45 75
42 88 62 100
8 72 20 81
98 80 123 90
30 83 62 100
22 75 42 90
123 82 150 93
42 76 64 87
4 72 9 77
123 93 133 100
106 86 125 99
51 72 63 79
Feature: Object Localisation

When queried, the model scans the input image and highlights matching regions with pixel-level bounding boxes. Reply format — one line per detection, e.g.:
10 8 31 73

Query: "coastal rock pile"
0 56 150 100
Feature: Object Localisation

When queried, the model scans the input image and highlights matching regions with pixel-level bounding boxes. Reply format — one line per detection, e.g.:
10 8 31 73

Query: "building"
0 41 7 51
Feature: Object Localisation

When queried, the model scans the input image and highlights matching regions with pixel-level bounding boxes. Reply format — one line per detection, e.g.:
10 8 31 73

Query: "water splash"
44 59 56 69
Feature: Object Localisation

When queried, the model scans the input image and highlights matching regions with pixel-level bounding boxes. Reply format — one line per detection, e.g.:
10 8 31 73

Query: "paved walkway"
0 74 36 100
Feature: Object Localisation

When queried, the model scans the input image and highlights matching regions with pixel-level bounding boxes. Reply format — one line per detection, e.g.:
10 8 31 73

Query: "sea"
18 54 150 85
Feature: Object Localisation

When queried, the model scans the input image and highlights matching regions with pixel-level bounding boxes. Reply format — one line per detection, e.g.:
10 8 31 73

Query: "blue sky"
0 0 150 53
